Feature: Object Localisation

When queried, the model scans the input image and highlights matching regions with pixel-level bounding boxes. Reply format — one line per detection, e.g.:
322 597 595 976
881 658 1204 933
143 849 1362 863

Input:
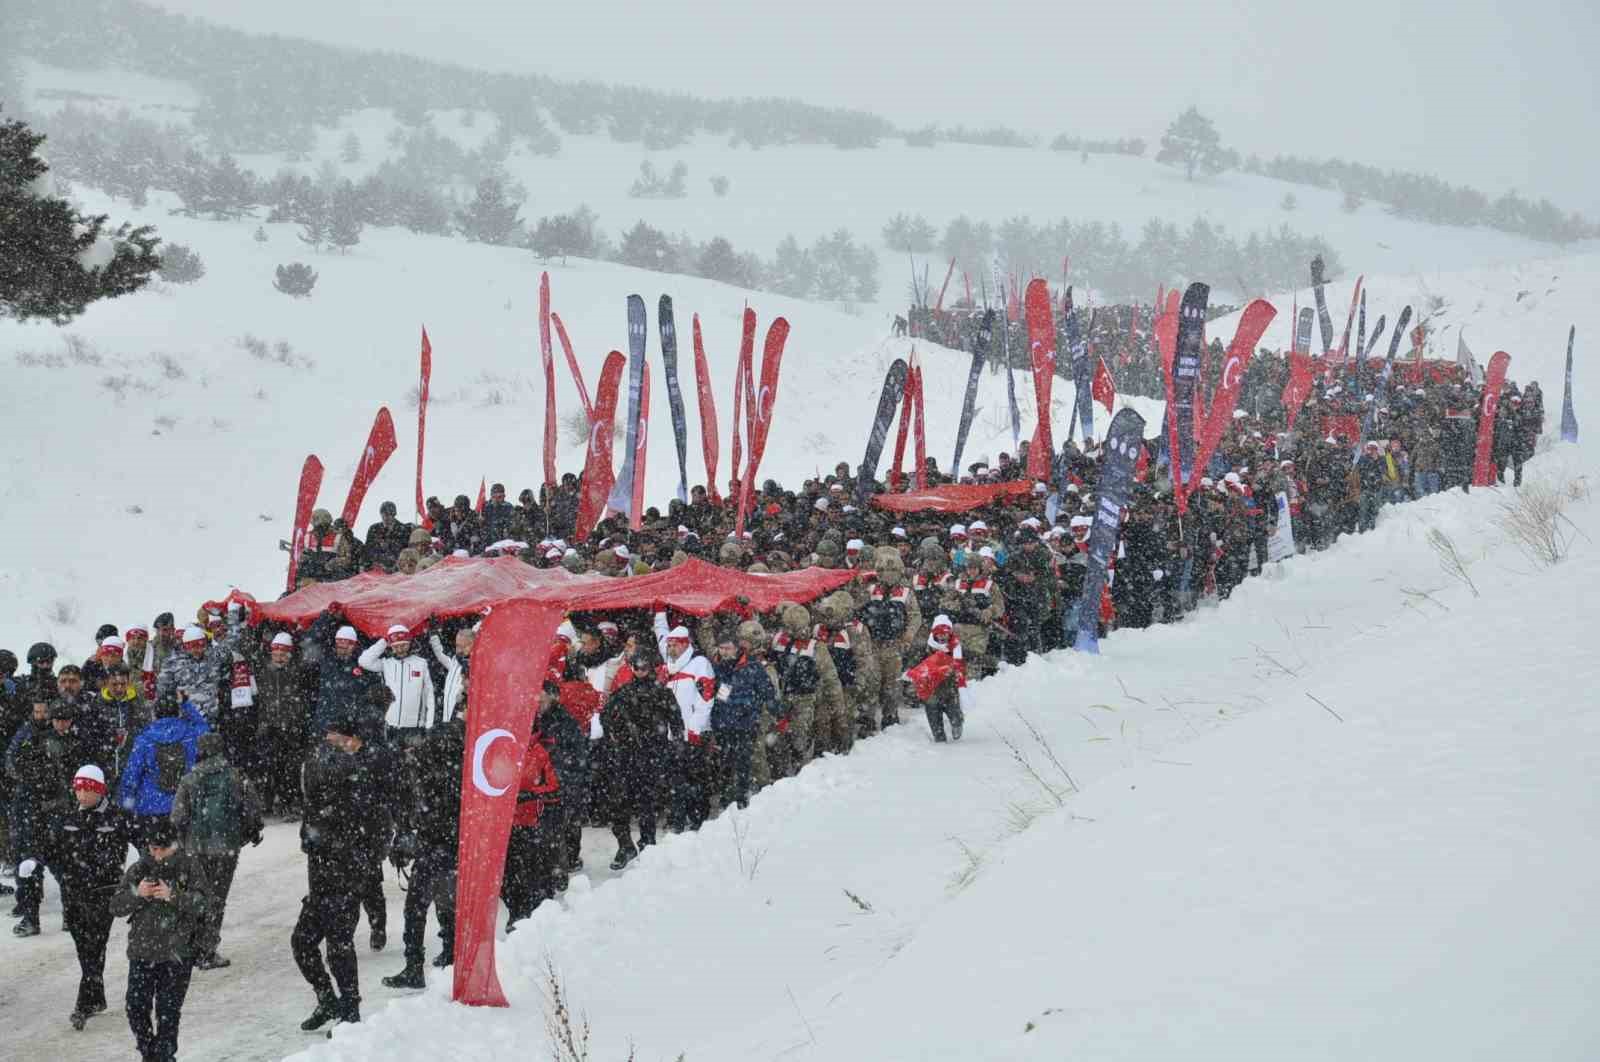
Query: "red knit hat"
73 764 107 797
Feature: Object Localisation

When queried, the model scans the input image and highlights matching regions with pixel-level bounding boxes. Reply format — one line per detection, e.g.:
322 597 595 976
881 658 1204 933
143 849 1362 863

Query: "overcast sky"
153 0 1600 215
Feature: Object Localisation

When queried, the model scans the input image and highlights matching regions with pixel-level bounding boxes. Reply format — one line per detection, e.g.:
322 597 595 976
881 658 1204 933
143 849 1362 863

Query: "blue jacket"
711 656 779 732
118 702 210 816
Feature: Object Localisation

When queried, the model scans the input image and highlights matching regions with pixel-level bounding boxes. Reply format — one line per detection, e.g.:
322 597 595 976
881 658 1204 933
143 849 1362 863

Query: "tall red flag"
416 328 431 527
691 314 720 504
1156 294 1184 513
735 317 790 536
890 348 917 490
729 308 755 499
550 311 592 420
934 256 957 315
911 364 928 489
539 273 558 488
286 455 324 593
1471 351 1512 486
1092 354 1117 415
1283 352 1317 429
475 477 486 515
340 407 397 528
1187 301 1276 505
1335 275 1364 361
1024 278 1056 479
629 366 650 531
575 351 626 542
452 599 563 1007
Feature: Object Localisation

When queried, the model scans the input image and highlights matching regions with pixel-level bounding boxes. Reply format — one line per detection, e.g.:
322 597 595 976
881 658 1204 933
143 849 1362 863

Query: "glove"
686 731 703 746
1152 569 1164 582
248 830 264 848
776 717 790 734
17 858 37 879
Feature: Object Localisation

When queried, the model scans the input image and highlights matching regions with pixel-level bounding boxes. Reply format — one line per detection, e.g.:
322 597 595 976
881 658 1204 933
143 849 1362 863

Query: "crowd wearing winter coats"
0 345 1545 1054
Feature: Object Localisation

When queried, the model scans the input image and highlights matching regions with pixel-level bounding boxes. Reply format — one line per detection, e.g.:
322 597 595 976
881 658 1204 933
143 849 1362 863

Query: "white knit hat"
386 624 411 640
270 632 294 649
335 625 358 643
181 625 207 645
666 625 691 641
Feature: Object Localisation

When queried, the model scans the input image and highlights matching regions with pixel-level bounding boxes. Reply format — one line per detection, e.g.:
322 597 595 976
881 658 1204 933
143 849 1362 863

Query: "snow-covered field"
6 435 1593 1061
5 50 1598 1062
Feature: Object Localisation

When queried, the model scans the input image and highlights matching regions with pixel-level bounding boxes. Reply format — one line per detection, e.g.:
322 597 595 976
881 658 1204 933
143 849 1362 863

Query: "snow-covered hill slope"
19 56 1591 295
2 174 1595 660
261 439 1593 1062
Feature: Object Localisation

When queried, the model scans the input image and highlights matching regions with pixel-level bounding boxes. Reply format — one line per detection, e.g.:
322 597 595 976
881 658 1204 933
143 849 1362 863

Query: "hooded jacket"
118 703 210 816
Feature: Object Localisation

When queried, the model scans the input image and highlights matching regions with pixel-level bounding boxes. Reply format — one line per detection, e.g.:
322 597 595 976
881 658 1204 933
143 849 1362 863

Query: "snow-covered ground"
6 435 1592 1061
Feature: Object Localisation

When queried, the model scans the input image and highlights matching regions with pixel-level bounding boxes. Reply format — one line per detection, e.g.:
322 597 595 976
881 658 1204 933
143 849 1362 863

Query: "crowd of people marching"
2 331 1544 1059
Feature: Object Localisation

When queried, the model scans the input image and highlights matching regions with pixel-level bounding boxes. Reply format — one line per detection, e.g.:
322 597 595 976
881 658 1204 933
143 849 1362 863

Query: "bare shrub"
1495 483 1581 567
238 333 271 360
16 351 67 369
152 352 187 380
1426 527 1479 597
46 597 78 626
561 408 592 447
63 335 103 365
101 374 153 397
542 959 591 1062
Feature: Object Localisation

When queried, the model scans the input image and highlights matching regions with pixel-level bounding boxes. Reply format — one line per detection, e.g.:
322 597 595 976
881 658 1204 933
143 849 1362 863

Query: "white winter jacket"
357 640 438 730
654 611 715 737
430 634 467 723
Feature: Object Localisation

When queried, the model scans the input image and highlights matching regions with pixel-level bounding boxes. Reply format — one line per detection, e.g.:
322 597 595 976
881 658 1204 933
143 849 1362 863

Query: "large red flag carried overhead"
575 351 627 542
539 272 558 488
341 407 397 528
691 313 720 504
286 455 324 593
416 328 431 527
735 316 790 536
452 599 563 1007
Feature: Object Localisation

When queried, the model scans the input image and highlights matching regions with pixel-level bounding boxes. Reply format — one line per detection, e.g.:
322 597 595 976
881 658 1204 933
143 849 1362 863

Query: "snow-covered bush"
158 242 206 283
273 262 318 298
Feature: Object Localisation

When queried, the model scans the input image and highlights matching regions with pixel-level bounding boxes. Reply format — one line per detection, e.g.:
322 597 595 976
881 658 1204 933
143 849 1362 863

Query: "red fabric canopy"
870 480 1036 514
249 555 853 639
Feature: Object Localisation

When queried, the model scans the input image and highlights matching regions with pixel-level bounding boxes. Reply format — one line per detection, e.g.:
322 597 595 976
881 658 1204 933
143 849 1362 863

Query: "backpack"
187 766 240 849
155 740 189 794
861 598 907 643
778 647 820 697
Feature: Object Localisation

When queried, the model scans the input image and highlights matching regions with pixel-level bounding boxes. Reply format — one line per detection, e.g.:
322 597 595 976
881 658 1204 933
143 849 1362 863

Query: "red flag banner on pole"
1471 351 1512 486
735 317 790 536
691 313 720 504
286 455 324 593
452 598 563 1007
890 349 916 491
1187 300 1276 504
475 477 486 515
341 407 397 529
1156 293 1184 514
1024 278 1056 479
1283 353 1317 429
416 328 431 527
575 351 626 542
934 256 957 315
539 272 558 488
1336 275 1364 361
729 308 755 500
550 312 593 420
629 365 650 531
911 364 928 489
1092 354 1117 415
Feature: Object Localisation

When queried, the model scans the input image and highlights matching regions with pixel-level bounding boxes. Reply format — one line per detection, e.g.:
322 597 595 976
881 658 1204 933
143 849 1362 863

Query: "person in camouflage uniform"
812 591 877 753
769 602 844 775
859 548 921 730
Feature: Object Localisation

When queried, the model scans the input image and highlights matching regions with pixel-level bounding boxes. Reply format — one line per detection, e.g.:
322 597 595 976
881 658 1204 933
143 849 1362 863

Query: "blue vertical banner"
606 295 648 516
658 295 690 503
1562 325 1580 443
1074 406 1147 655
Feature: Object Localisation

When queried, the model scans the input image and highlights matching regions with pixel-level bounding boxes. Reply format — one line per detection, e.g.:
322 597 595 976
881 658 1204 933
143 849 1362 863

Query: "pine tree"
1156 107 1229 181
327 185 364 253
455 177 523 244
0 110 161 324
696 237 745 285
273 262 318 297
768 235 816 298
528 212 596 263
616 220 673 271
340 131 362 164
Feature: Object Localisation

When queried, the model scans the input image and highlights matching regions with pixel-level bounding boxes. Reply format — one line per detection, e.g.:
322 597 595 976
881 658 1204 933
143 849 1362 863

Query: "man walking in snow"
171 732 263 971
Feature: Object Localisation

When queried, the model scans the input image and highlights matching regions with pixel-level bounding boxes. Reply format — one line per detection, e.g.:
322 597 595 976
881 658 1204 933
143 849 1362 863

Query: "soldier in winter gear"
292 708 397 1030
362 500 414 572
154 619 239 723
384 710 463 988
711 621 779 808
859 548 921 730
109 817 211 1062
170 733 263 970
811 592 876 756
769 602 844 776
28 764 133 1028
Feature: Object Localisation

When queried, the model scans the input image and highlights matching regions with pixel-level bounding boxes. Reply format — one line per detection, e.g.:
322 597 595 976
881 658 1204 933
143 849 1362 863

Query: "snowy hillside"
1 170 1594 662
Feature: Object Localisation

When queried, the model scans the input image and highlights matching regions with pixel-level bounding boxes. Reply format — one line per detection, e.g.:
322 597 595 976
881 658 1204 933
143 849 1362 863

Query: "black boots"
382 964 425 990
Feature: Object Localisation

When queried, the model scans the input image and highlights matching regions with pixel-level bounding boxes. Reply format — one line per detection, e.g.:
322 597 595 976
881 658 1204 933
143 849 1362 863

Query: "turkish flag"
911 364 928 489
286 455 323 593
1023 279 1055 479
452 599 563 1006
735 316 790 536
1186 300 1275 505
1471 351 1512 486
340 407 397 528
475 477 486 515
416 329 431 526
729 308 755 501
1282 351 1318 429
890 349 917 491
551 312 593 420
575 350 626 542
1091 354 1117 415
691 313 720 504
